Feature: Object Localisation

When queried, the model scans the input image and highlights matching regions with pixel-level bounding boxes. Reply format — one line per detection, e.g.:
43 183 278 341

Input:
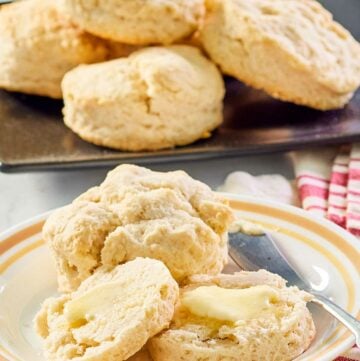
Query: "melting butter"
181 285 279 322
64 281 122 327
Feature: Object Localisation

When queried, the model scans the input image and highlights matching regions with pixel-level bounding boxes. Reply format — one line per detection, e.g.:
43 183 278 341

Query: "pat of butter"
181 285 279 322
64 281 122 327
229 219 264 236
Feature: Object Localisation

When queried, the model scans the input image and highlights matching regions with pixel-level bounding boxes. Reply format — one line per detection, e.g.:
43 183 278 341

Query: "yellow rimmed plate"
0 194 359 361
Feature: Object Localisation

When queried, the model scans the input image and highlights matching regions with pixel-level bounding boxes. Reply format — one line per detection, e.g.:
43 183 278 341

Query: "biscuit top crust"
0 0 82 40
61 45 225 150
62 0 205 44
0 0 107 63
43 164 234 291
62 45 224 107
80 163 233 235
205 0 360 93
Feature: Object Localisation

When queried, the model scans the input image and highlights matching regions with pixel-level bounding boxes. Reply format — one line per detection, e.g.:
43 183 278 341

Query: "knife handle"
312 293 360 347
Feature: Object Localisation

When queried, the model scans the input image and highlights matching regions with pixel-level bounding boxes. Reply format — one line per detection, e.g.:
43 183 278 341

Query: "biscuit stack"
0 0 359 151
35 164 316 361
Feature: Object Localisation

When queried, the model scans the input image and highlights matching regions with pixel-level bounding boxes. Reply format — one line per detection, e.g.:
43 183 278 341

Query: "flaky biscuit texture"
43 164 234 292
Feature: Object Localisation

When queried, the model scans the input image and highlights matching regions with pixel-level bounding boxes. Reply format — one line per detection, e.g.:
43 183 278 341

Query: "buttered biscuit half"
35 258 178 361
149 270 316 361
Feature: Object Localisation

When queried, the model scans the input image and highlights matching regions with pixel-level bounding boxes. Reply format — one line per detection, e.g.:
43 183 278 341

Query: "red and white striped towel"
327 147 350 228
347 144 360 236
293 149 337 217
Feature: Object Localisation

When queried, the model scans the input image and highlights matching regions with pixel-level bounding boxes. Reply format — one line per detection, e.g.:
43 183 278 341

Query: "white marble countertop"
0 153 294 232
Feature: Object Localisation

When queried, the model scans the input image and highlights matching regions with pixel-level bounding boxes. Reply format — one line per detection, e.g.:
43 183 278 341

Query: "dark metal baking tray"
1 81 360 173
0 0 359 173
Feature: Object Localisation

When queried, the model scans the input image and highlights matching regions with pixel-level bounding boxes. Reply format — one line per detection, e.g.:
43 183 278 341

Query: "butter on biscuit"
35 258 178 361
149 270 315 361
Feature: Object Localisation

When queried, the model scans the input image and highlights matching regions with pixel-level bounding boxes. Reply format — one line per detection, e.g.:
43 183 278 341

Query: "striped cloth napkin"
327 147 350 228
292 148 337 217
220 146 360 361
294 144 360 238
347 145 360 236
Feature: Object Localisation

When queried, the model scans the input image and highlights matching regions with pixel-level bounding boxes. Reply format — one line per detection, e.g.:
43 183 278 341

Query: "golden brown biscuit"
62 0 204 45
62 46 225 151
0 0 108 98
43 164 234 292
200 0 360 110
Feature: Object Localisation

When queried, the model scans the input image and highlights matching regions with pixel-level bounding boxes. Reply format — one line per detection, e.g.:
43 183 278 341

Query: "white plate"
0 194 359 361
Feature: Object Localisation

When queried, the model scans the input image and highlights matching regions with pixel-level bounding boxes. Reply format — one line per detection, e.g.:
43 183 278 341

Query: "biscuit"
0 0 109 99
62 0 204 45
148 270 316 361
43 201 120 292
43 164 234 292
35 258 178 361
200 0 360 110
62 45 225 151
